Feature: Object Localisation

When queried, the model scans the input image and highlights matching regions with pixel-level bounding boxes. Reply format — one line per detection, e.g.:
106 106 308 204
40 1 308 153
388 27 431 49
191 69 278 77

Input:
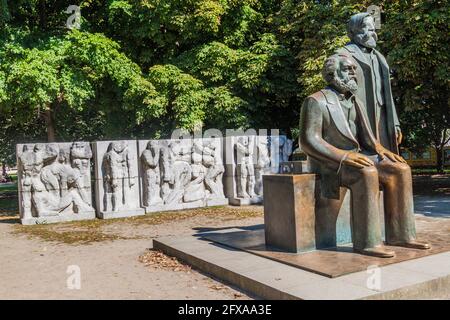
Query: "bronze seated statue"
299 54 430 258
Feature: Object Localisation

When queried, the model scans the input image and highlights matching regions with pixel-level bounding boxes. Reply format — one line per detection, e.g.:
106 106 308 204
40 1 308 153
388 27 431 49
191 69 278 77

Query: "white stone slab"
137 138 228 213
16 142 96 225
93 140 144 219
223 135 267 205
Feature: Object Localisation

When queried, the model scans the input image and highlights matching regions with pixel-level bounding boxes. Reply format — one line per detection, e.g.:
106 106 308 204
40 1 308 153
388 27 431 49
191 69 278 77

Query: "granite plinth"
153 224 450 299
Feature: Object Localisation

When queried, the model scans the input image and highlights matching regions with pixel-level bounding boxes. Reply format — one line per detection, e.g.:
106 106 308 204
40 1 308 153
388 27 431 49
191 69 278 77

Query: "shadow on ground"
412 172 450 218
414 195 450 218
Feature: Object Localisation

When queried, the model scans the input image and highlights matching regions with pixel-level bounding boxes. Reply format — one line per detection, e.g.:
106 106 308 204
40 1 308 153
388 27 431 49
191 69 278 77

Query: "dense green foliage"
0 0 448 169
382 0 449 171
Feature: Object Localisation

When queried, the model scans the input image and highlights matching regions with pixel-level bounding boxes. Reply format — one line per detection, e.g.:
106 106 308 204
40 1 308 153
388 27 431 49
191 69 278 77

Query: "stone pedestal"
263 174 384 253
263 174 317 253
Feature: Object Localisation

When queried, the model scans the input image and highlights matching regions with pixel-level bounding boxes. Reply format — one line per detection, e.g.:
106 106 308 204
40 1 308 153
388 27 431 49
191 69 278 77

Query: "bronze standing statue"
336 13 401 153
299 53 430 258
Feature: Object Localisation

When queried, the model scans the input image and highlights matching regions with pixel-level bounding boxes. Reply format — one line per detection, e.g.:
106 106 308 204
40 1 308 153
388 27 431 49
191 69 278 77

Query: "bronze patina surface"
299 52 430 258
201 217 450 278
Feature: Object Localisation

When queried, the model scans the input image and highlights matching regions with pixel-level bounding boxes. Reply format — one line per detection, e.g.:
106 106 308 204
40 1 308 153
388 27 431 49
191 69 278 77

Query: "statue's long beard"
354 32 378 48
332 77 358 93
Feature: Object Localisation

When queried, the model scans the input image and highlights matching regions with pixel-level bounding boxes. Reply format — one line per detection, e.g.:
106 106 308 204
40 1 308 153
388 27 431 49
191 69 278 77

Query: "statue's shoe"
387 240 431 250
354 246 396 258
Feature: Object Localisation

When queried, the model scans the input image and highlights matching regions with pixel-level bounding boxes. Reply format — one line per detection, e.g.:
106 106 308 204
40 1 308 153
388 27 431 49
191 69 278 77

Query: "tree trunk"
38 0 47 30
436 145 444 174
44 109 56 142
1 163 6 181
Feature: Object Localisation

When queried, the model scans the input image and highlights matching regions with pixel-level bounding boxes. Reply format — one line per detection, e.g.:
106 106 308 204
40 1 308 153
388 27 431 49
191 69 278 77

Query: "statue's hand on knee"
375 144 406 163
342 152 374 169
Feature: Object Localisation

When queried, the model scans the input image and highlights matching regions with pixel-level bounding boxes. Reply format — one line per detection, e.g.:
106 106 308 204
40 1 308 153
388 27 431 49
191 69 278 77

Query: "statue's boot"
387 240 431 250
354 246 396 258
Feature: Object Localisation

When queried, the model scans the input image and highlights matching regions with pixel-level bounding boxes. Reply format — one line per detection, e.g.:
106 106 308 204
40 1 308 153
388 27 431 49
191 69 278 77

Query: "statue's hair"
322 54 352 84
347 12 372 38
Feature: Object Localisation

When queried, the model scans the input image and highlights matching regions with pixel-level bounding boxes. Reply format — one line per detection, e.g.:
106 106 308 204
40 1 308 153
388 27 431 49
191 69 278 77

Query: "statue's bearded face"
332 57 358 93
354 16 378 48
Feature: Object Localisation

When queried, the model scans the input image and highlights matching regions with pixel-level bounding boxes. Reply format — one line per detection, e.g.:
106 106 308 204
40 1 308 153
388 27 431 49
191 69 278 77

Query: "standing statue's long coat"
336 42 400 154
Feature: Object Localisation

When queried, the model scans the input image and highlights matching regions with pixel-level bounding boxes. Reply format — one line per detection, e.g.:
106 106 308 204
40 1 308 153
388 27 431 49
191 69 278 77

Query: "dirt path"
0 207 263 300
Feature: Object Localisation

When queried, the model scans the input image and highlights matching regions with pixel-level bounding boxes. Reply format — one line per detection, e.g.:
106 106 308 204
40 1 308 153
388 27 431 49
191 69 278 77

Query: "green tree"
1 0 448 171
0 28 161 141
104 0 299 134
274 0 449 167
382 0 449 172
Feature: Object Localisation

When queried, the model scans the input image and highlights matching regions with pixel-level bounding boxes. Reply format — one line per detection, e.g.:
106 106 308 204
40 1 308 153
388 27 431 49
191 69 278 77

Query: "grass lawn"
412 168 450 175
0 181 18 212
0 182 18 193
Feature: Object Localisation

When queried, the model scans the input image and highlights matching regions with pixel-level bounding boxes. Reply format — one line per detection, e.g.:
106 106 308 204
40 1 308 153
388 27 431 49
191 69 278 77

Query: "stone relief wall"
93 140 145 219
16 135 285 223
16 142 95 225
270 136 293 173
279 136 293 163
138 138 228 213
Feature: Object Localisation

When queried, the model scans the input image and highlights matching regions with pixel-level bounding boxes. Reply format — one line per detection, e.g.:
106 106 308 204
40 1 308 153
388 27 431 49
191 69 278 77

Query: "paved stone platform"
153 228 450 299
200 225 450 278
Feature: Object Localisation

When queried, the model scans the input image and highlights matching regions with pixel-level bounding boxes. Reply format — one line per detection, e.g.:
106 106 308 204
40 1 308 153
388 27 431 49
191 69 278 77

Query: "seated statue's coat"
300 87 378 199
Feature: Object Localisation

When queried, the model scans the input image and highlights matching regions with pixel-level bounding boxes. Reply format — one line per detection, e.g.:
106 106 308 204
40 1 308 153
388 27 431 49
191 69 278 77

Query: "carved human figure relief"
103 141 136 211
70 141 92 189
184 139 206 203
69 142 94 209
255 136 271 196
235 136 256 198
279 136 293 163
141 140 163 207
161 140 192 205
17 143 94 220
160 141 174 203
139 138 227 212
18 144 48 219
203 138 225 199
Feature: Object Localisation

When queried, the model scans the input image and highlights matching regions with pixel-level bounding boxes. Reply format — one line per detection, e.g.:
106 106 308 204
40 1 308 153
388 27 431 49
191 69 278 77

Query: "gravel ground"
0 206 263 300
